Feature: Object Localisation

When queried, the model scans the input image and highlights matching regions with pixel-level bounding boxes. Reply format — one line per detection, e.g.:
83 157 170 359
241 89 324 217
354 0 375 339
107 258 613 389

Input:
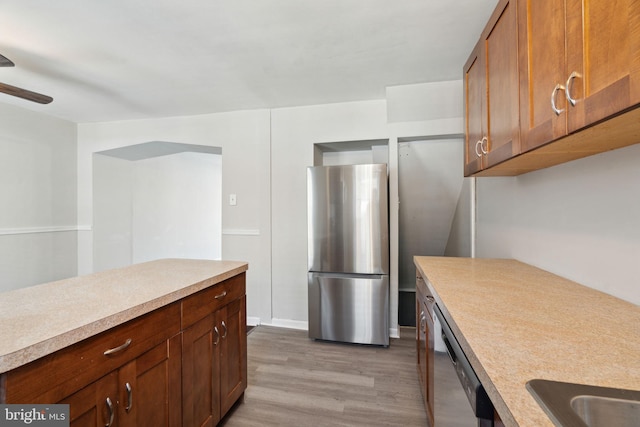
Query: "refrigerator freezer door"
308 272 389 346
307 164 389 275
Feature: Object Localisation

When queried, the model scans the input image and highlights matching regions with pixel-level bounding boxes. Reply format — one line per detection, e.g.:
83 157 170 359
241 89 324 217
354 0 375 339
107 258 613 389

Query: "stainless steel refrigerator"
307 163 389 346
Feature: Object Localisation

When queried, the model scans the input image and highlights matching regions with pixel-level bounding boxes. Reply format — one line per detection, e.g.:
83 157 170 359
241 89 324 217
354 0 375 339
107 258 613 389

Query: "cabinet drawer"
4 302 180 404
182 273 246 328
416 271 435 319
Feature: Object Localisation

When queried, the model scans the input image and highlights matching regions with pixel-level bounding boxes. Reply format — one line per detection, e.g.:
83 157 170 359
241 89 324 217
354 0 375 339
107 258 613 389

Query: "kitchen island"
414 256 640 427
0 258 248 426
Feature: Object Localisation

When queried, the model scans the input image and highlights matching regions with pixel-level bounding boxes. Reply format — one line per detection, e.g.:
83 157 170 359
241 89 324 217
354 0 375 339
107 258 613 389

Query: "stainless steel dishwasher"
433 304 495 426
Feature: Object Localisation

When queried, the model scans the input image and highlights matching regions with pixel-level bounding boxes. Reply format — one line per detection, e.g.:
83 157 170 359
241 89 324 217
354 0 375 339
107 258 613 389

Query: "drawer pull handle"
105 397 114 427
214 326 220 346
221 320 228 339
214 290 228 300
125 382 133 413
426 296 435 303
103 338 132 355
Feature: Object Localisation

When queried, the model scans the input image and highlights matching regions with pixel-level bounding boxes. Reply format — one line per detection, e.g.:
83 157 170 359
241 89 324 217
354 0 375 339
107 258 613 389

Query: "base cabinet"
61 335 182 427
182 274 247 427
415 271 434 427
1 273 247 427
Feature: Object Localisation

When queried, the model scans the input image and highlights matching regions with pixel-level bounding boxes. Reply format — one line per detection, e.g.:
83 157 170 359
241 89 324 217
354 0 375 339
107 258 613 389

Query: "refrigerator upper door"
307 164 389 275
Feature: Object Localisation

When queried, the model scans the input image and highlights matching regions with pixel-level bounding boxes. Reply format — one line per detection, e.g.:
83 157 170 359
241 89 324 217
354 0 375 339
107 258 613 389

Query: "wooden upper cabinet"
464 0 520 176
565 0 640 132
519 0 640 152
464 40 485 176
518 0 568 152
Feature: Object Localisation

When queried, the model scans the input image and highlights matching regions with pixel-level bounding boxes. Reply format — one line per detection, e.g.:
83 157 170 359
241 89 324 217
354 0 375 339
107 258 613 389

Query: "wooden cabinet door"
415 277 434 427
182 314 219 427
464 0 519 176
565 0 640 133
464 39 486 176
61 372 118 427
218 296 247 416
483 0 520 168
118 335 182 427
518 0 569 152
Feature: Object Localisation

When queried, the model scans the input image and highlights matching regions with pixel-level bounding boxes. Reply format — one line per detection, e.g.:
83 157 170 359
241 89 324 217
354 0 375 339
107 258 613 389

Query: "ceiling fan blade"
0 54 15 67
0 82 53 104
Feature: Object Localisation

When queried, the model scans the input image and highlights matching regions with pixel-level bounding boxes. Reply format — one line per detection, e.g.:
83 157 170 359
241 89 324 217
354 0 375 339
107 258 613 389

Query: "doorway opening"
397 137 469 326
92 141 222 272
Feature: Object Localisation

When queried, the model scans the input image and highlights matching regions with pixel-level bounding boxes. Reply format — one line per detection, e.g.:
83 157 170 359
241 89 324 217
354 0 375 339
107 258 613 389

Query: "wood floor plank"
220 326 428 426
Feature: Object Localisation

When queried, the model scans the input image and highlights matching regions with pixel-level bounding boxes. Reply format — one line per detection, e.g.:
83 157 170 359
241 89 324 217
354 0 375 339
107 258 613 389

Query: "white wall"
476 143 640 305
0 103 77 292
77 110 272 323
132 152 222 263
93 154 133 272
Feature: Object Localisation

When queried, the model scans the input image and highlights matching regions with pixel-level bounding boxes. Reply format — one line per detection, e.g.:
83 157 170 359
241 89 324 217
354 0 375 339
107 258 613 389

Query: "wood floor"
220 326 428 426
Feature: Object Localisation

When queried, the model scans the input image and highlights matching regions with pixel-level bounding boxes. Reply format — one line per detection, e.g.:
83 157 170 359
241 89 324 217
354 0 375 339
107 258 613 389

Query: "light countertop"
0 259 248 373
414 256 640 427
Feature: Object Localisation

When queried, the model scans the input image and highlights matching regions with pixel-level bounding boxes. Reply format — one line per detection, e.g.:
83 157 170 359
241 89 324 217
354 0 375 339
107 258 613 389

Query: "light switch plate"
229 194 237 206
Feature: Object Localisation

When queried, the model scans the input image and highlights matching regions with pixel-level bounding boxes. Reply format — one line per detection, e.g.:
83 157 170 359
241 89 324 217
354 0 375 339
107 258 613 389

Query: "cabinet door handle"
551 83 566 115
420 314 427 333
105 397 115 427
480 136 488 154
475 140 483 157
565 71 582 106
103 338 132 356
221 320 228 339
426 295 435 303
125 382 133 413
214 290 227 300
214 326 220 346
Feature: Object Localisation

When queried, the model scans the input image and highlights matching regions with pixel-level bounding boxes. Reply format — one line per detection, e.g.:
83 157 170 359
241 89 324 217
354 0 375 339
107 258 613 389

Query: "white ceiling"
1 0 497 123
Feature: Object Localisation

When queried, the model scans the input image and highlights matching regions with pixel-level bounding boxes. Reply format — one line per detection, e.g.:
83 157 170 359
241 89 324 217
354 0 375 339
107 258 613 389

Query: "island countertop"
414 256 640 427
0 259 248 373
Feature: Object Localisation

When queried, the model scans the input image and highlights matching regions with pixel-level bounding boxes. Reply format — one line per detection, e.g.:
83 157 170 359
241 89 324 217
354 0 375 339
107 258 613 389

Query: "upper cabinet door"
483 0 520 168
565 0 640 133
464 0 520 177
518 0 569 152
464 40 485 176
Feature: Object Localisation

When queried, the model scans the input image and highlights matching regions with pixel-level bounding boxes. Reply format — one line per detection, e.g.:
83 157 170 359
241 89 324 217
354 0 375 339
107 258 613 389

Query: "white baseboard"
246 316 261 327
253 318 399 338
261 318 309 331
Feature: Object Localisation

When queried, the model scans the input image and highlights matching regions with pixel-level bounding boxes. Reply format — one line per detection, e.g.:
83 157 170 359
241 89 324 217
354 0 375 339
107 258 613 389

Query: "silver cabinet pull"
221 321 228 339
565 71 582 106
125 382 133 413
214 326 220 346
103 338 132 356
105 397 114 427
551 83 566 115
480 136 488 155
214 290 227 300
475 140 483 157
420 314 427 333
426 295 435 303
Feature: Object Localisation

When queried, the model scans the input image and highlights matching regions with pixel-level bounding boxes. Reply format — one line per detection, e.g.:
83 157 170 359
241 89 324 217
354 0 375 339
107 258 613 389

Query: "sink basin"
571 395 640 426
526 379 640 427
